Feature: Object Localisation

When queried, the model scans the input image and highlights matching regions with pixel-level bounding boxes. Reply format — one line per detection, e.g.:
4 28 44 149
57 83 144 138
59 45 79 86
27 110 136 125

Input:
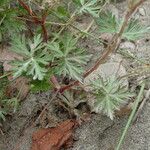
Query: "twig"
0 128 4 135
0 72 12 79
33 90 59 126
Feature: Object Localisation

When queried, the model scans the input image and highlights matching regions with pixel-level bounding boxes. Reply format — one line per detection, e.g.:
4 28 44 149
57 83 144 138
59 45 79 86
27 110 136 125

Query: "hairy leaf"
74 0 100 17
46 34 91 82
10 35 51 80
0 3 25 40
91 76 134 120
96 11 119 33
96 11 150 40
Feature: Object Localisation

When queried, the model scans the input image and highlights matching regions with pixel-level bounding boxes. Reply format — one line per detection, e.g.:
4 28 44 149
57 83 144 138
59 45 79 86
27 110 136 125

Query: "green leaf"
96 11 119 33
46 33 92 82
0 0 11 7
31 79 52 93
76 0 100 17
123 19 150 40
30 69 53 92
0 8 26 38
96 11 150 41
91 76 134 120
56 6 69 18
10 35 51 80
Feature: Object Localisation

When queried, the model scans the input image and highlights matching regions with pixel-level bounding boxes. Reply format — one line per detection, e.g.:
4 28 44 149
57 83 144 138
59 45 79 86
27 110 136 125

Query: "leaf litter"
31 119 78 150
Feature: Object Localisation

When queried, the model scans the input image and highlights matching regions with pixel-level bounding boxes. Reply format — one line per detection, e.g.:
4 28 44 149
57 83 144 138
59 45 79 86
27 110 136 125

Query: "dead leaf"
115 104 132 117
0 47 23 71
31 119 77 150
6 77 29 100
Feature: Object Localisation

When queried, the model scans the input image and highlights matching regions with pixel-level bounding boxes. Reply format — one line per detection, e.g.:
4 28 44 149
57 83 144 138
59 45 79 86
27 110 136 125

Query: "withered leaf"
31 119 77 150
6 77 29 100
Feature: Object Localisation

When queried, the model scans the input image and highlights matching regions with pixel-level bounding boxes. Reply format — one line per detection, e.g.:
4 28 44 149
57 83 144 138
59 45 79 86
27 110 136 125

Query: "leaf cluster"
46 33 92 81
10 33 91 82
91 76 134 120
96 11 150 40
10 34 51 80
73 0 100 17
0 1 25 41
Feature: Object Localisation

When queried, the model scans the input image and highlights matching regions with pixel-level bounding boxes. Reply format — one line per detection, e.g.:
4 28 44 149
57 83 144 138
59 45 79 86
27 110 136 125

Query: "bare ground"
0 1 150 150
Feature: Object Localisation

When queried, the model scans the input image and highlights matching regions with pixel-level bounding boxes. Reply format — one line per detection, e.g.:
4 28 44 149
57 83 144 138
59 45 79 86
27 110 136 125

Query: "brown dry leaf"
6 77 29 100
115 104 132 117
0 47 23 71
31 119 77 150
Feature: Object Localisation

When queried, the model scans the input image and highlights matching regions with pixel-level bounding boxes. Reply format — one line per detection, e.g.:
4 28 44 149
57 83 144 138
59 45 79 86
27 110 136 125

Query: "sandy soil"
0 1 150 150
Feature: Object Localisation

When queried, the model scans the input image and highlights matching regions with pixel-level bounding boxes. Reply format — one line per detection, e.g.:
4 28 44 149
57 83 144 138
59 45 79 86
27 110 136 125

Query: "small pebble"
139 7 146 16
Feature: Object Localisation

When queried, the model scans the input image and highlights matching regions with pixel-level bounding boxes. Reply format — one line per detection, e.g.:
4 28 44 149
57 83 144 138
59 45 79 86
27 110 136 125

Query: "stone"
120 41 136 52
139 7 146 16
84 62 128 91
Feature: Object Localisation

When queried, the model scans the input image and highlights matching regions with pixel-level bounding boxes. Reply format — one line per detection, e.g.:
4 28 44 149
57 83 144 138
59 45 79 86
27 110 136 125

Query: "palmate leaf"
96 11 119 33
31 79 52 92
123 20 150 40
96 11 150 41
91 76 134 120
74 0 100 17
10 35 51 80
46 34 92 82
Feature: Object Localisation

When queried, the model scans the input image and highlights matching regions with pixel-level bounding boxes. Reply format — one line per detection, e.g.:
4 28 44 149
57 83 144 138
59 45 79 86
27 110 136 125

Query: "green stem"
0 73 11 79
116 83 145 150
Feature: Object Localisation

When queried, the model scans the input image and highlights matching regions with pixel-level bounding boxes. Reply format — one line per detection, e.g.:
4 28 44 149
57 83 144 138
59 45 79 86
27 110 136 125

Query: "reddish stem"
18 0 61 90
18 0 33 15
59 0 147 93
50 75 61 90
18 0 46 33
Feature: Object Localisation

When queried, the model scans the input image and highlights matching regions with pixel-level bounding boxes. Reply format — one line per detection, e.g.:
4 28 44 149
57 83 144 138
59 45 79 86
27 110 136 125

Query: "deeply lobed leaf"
96 11 150 40
10 35 51 80
46 34 92 82
91 76 134 120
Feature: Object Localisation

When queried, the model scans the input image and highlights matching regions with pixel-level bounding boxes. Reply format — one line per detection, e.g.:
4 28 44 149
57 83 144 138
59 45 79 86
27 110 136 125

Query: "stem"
41 24 48 42
70 24 106 45
0 73 12 79
116 83 145 150
18 0 47 40
18 0 61 89
59 0 147 93
50 75 61 90
18 0 33 16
